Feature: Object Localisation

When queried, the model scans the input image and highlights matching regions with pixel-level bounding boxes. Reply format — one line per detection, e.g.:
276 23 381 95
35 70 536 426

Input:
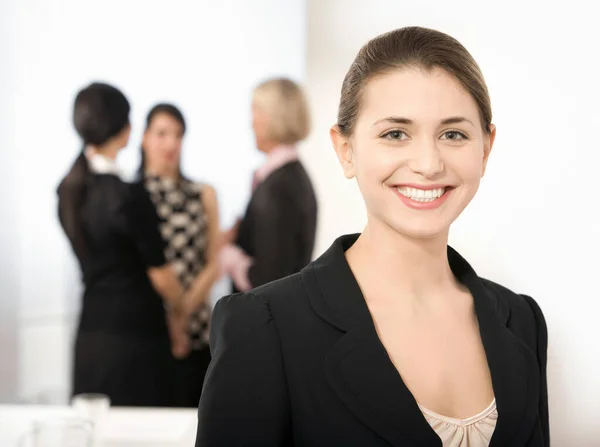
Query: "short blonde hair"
252 78 311 145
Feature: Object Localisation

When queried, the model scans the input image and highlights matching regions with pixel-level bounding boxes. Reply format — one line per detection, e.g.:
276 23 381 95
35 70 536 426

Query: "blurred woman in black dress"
138 104 221 407
57 83 187 406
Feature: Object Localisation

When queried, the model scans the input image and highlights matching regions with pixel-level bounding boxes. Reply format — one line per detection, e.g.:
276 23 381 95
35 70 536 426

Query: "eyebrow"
372 116 475 127
440 116 475 126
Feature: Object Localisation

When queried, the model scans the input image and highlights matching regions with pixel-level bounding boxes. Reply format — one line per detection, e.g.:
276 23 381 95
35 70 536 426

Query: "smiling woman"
332 60 495 239
195 27 548 447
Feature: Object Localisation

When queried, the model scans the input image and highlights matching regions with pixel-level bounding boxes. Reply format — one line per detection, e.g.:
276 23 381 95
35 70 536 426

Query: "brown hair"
253 78 311 145
337 26 492 137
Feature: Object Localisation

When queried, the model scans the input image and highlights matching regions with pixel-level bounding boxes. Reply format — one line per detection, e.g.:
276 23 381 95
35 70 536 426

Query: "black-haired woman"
138 103 221 407
57 83 186 406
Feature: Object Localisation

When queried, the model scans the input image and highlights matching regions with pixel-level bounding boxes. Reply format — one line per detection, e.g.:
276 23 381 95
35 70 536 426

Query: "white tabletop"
0 404 198 447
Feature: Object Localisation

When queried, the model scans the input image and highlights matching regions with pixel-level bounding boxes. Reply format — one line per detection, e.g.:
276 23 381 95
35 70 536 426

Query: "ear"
330 125 355 179
481 123 496 178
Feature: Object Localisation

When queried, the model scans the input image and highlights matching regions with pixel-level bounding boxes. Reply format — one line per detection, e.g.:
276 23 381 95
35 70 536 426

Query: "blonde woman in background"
219 78 318 293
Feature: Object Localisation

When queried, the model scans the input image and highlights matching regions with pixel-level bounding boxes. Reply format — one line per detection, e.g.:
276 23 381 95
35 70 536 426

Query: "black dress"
144 174 212 408
59 173 173 407
234 160 318 292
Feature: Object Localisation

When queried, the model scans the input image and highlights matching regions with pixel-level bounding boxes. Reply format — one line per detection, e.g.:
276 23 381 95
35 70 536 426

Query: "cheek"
172 144 183 160
145 138 166 159
445 150 485 183
253 112 270 139
354 148 397 185
353 152 397 207
444 151 485 207
256 121 268 139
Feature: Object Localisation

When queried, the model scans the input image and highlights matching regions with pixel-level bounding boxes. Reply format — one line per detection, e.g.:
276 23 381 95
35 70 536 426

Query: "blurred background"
1 0 599 445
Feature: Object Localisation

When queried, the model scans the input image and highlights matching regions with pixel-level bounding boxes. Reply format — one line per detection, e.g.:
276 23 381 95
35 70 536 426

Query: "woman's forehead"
358 68 479 128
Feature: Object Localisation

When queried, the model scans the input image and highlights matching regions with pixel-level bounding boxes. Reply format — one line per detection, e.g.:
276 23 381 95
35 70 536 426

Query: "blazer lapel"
448 248 541 446
303 235 540 446
303 235 441 447
323 325 442 447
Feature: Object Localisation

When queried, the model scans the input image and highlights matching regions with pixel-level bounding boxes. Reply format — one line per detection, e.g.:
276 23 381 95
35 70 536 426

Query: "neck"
146 165 179 181
87 142 121 160
346 218 455 304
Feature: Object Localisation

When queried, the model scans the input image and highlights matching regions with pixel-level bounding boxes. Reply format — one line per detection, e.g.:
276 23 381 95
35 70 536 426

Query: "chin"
255 143 268 154
163 158 179 169
384 217 452 241
398 227 449 241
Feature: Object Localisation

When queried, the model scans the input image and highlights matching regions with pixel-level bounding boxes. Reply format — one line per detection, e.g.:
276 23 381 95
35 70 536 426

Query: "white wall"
8 0 306 403
304 1 599 444
0 0 20 403
6 0 599 442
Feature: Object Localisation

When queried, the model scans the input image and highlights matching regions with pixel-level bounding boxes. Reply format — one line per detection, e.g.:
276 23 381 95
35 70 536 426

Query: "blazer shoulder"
480 278 547 344
249 272 308 307
214 290 272 326
481 278 543 315
215 272 307 319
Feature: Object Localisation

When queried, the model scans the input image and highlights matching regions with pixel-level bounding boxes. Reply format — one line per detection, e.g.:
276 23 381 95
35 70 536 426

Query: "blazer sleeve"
195 292 291 446
246 185 298 287
522 294 550 446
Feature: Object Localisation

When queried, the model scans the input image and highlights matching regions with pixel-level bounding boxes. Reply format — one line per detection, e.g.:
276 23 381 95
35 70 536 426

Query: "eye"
381 130 409 141
440 130 468 141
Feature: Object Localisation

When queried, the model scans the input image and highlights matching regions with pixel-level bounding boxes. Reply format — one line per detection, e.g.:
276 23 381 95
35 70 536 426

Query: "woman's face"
142 113 184 174
331 67 495 240
251 102 271 153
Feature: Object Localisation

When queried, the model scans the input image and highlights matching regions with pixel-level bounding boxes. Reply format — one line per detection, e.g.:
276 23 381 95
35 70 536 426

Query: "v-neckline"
302 234 541 446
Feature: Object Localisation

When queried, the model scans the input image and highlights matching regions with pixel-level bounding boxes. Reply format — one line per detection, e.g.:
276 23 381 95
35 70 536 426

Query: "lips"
396 186 446 202
391 184 454 209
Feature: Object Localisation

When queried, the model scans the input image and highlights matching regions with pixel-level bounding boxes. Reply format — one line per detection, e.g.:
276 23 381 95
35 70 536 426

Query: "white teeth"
397 186 446 202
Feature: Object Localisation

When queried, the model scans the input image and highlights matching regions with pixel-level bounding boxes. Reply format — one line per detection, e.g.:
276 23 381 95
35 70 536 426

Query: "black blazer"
234 160 317 292
196 234 549 446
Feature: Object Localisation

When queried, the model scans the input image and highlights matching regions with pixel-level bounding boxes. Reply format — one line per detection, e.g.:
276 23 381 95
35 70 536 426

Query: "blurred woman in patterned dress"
138 104 220 407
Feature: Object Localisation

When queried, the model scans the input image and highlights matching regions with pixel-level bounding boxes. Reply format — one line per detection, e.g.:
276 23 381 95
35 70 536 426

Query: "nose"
407 139 445 178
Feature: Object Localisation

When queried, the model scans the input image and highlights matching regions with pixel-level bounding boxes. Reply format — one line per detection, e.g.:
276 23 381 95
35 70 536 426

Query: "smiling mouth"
394 185 454 203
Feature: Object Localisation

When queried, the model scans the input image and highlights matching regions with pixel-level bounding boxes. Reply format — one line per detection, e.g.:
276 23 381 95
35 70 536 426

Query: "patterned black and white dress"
145 174 211 350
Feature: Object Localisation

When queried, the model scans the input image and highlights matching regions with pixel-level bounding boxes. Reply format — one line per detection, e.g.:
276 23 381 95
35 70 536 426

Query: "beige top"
419 400 497 447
